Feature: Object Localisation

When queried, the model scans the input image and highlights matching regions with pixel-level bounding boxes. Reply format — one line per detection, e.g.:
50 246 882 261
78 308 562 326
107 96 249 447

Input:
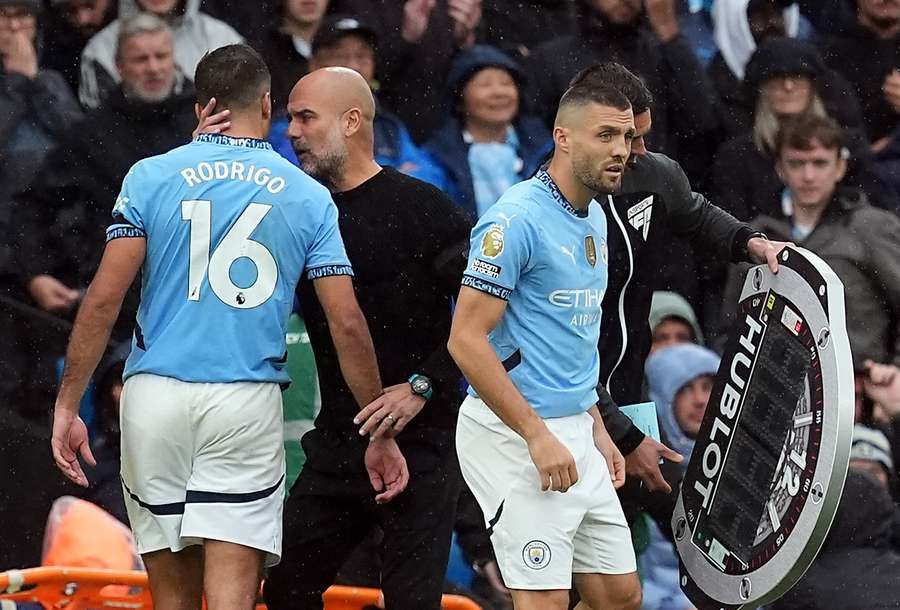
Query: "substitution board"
673 246 853 609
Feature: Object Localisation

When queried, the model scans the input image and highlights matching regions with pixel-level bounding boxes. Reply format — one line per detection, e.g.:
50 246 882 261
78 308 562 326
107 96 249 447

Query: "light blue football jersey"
462 170 609 419
107 133 352 384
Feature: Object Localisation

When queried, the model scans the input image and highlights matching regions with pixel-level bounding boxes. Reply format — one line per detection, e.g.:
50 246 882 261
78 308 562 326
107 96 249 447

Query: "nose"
75 7 94 25
612 134 631 160
631 136 647 157
801 162 817 182
783 77 796 92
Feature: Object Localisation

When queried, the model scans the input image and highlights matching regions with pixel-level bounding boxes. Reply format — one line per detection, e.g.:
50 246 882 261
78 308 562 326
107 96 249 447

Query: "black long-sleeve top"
298 167 472 471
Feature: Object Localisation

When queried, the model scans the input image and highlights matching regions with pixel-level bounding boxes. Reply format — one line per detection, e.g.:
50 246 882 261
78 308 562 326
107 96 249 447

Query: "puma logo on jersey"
560 244 577 265
498 212 517 228
627 196 653 240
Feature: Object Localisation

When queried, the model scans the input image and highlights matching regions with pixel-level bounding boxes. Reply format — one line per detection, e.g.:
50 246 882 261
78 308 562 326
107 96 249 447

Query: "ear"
553 125 570 154
261 91 272 120
836 155 848 182
344 108 362 136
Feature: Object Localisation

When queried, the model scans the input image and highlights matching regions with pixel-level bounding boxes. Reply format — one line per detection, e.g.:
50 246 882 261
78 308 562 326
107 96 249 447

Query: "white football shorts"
456 395 636 590
120 373 285 566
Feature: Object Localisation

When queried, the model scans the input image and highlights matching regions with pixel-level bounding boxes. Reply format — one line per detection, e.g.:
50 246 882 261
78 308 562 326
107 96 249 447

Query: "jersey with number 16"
106 133 352 385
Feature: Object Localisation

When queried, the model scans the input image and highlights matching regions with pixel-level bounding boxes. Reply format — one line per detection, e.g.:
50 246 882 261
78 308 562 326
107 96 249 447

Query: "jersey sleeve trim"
306 264 354 280
462 274 511 300
106 222 147 241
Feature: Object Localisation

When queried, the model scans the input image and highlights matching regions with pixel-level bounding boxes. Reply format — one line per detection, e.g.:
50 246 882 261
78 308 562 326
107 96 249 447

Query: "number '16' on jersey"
106 133 352 385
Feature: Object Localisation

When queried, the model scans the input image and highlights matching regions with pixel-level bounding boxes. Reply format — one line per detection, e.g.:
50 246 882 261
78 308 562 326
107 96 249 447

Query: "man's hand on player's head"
594 419 627 489
364 436 410 503
192 97 231 139
355 382 427 439
747 237 792 274
51 407 96 488
625 436 683 493
525 427 578 492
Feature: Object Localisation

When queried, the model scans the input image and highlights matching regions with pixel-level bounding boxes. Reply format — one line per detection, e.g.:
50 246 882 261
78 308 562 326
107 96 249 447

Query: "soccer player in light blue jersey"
50 45 408 610
449 81 642 610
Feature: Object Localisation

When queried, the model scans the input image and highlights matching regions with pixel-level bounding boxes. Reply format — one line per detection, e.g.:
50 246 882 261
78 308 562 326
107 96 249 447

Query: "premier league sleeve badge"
673 246 854 609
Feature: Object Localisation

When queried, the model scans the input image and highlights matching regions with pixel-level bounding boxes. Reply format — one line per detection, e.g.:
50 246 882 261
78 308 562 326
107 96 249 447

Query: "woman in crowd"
711 37 896 221
422 45 551 219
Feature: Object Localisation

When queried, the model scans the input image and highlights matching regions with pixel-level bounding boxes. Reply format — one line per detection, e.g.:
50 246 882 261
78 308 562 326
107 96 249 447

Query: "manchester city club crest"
585 235 597 267
481 224 505 258
522 540 551 570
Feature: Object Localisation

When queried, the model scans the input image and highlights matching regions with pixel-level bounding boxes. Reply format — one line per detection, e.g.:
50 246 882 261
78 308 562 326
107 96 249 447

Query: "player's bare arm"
313 273 382 406
52 237 146 487
448 285 579 493
587 405 627 489
313 273 409 501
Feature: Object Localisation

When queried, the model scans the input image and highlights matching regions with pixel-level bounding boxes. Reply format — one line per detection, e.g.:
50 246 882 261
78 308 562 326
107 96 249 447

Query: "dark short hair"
568 62 653 115
776 113 844 157
194 44 271 110
558 79 631 115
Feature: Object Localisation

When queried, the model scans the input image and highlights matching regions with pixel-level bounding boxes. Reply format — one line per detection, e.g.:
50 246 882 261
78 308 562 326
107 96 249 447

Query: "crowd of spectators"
3 0 900 608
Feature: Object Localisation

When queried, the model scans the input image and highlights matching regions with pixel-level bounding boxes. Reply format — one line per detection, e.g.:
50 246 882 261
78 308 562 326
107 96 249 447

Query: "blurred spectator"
771 470 900 610
269 15 444 185
330 0 482 142
648 290 704 354
422 45 551 217
821 0 900 148
722 114 900 368
79 0 242 108
479 0 574 60
258 0 329 113
528 0 719 174
42 0 116 92
851 424 895 491
0 0 83 218
641 343 720 610
711 37 897 222
199 0 278 46
18 13 194 343
709 0 802 136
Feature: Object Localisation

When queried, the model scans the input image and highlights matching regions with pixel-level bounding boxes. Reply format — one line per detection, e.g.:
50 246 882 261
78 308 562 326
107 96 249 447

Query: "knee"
613 584 642 610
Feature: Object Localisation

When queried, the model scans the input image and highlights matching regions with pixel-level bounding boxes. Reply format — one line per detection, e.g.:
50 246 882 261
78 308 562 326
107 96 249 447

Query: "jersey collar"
195 133 273 151
535 170 588 218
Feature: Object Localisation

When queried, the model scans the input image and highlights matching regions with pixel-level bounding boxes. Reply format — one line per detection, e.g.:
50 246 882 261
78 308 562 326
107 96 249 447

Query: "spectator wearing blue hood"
422 44 551 219
640 343 720 610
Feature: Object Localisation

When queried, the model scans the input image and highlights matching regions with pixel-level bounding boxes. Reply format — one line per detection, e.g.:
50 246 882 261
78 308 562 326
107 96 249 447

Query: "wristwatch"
408 374 433 401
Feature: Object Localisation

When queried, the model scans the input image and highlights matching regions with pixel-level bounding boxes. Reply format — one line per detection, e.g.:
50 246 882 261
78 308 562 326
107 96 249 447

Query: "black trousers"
263 444 461 610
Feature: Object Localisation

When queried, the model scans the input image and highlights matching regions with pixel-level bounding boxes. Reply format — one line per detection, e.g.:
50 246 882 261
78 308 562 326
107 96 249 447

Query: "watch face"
412 377 430 394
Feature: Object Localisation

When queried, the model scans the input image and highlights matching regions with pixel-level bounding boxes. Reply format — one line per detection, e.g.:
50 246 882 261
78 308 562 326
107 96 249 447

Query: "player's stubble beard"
571 149 622 196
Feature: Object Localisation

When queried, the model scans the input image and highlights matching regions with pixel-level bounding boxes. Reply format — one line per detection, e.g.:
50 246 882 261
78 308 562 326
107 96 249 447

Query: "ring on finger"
386 414 395 423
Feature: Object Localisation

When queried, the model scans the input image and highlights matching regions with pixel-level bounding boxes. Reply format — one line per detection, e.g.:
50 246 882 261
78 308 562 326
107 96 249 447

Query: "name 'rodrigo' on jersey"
461 170 609 419
106 133 352 385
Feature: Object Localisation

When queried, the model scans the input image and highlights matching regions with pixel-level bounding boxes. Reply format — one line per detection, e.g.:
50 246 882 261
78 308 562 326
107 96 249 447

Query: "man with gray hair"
79 0 242 108
16 11 196 376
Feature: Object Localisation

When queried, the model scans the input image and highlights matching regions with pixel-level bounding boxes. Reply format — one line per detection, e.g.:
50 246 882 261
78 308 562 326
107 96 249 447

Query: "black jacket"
598 152 755 453
528 15 719 166
822 23 900 143
479 0 575 58
16 85 196 341
257 27 309 116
